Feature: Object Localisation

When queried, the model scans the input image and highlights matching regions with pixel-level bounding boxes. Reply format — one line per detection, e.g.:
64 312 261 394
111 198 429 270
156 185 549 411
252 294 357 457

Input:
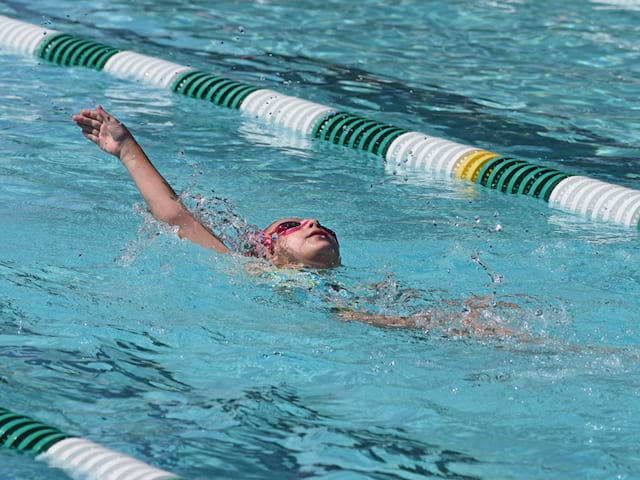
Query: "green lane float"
37 32 119 69
1 406 181 480
172 70 260 108
312 111 408 156
0 407 69 454
1 14 639 229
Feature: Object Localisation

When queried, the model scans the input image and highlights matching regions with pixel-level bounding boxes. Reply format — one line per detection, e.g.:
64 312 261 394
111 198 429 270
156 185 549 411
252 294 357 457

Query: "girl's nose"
305 218 320 228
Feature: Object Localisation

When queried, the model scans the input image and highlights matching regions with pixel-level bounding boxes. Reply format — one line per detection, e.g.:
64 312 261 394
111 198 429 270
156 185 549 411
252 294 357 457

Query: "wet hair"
243 230 274 259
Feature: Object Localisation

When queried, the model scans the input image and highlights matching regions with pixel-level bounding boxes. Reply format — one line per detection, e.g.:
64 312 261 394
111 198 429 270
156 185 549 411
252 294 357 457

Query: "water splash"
471 253 504 284
115 192 265 266
179 191 264 253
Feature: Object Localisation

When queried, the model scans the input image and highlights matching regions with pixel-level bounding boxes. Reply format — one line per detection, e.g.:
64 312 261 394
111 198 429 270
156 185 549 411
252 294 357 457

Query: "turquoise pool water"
1 0 640 478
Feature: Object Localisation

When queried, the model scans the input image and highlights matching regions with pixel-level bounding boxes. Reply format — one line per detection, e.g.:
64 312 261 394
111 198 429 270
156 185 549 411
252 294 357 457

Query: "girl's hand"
72 105 134 158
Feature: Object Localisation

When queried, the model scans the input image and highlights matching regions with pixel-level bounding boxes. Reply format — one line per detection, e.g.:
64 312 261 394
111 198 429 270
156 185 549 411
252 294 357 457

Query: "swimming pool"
1 0 640 478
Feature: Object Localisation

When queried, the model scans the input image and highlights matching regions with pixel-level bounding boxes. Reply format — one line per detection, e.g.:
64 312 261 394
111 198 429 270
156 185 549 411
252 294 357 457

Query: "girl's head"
255 218 341 269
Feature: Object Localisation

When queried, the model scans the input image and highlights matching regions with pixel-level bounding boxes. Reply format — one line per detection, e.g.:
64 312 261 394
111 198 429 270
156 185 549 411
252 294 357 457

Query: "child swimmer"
72 106 518 338
72 106 341 270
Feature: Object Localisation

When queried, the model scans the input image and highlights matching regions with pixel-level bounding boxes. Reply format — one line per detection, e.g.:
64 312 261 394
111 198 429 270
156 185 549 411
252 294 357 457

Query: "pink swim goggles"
272 219 337 240
250 219 338 259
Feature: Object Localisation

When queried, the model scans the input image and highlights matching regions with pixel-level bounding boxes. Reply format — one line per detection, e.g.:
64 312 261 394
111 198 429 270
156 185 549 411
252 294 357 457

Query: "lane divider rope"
0 406 182 479
1 14 639 230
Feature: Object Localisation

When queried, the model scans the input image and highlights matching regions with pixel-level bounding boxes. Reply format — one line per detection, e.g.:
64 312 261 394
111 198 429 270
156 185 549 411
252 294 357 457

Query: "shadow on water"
174 383 483 480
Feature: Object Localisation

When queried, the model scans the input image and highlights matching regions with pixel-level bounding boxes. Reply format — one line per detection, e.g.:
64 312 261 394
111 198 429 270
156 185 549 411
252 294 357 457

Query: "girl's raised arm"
72 106 229 254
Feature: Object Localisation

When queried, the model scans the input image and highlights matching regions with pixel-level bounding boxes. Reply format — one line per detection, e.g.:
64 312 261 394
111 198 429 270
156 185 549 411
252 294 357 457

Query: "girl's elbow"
151 204 185 226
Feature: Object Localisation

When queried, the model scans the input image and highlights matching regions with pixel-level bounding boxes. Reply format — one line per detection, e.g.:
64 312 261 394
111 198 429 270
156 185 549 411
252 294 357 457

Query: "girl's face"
264 218 341 269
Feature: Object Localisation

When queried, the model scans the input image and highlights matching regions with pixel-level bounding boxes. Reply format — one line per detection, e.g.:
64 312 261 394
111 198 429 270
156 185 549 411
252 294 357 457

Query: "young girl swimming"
72 106 341 269
72 105 521 338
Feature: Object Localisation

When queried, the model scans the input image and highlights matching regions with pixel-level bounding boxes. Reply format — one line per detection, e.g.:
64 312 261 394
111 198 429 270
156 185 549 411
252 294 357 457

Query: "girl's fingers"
96 105 113 123
80 109 98 117
81 131 98 143
76 109 101 122
94 105 106 123
79 126 99 138
73 116 102 130
74 118 101 129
